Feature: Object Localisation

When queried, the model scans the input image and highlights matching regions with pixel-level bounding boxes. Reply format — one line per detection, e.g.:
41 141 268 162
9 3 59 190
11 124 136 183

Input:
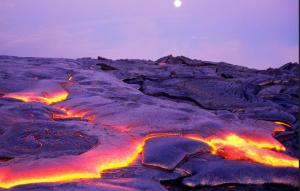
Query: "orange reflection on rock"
186 133 299 168
3 91 69 105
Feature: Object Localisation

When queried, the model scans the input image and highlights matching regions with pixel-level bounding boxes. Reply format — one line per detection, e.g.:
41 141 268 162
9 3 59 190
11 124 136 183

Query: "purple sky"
0 0 298 69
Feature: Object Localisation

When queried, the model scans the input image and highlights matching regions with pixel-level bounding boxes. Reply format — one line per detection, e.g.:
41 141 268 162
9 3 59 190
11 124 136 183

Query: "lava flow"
0 138 144 189
0 85 298 189
0 132 299 189
186 133 299 168
274 121 291 128
272 121 292 136
2 81 69 105
52 106 95 122
3 91 68 105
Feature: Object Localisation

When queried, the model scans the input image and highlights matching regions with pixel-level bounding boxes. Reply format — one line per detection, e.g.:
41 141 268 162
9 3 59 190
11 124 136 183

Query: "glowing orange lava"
1 86 298 189
0 133 182 189
3 91 69 105
272 121 291 136
52 106 95 122
0 132 298 189
274 121 291 128
273 126 286 134
186 133 299 168
0 139 144 189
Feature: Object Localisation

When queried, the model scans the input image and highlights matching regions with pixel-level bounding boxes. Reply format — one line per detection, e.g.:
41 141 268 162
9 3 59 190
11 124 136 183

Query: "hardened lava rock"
0 55 298 191
142 136 210 170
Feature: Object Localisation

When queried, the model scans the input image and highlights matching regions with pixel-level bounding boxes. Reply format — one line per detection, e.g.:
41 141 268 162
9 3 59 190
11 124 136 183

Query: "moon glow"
174 0 182 8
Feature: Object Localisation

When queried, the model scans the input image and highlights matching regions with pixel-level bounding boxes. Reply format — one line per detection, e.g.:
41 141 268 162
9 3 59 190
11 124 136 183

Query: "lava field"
0 55 298 191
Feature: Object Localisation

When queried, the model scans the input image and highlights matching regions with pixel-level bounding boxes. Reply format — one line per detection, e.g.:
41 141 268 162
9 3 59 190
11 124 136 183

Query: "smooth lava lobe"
0 85 298 189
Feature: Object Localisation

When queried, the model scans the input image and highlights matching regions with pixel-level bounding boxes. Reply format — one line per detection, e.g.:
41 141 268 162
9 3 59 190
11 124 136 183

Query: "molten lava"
274 121 291 128
52 106 95 122
0 85 298 189
273 126 286 135
0 132 298 189
2 81 69 105
186 133 298 168
272 121 291 136
3 91 68 105
0 139 144 189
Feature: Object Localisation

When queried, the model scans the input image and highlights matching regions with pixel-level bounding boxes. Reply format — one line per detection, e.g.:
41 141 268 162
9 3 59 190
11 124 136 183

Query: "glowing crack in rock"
52 106 95 122
274 121 291 128
273 126 286 132
272 121 291 136
273 126 286 136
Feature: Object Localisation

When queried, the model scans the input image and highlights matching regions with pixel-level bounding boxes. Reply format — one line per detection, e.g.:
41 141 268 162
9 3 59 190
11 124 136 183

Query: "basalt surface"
0 55 298 191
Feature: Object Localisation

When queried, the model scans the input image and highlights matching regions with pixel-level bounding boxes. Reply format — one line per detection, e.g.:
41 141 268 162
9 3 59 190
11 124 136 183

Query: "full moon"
174 0 182 8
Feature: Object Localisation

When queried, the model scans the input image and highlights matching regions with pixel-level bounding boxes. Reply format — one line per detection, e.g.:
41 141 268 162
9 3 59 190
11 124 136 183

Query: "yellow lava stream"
186 133 299 168
0 140 144 189
3 91 69 105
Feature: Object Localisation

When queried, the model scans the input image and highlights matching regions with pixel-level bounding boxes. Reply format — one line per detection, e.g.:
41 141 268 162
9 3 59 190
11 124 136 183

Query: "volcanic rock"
6 178 168 191
142 136 210 170
178 155 298 187
0 55 298 191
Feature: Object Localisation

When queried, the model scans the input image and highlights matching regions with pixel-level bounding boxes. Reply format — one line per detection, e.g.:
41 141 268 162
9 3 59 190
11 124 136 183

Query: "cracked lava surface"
0 56 298 190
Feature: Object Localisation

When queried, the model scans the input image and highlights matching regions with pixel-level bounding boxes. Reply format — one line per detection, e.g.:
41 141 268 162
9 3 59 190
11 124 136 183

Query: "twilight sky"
0 0 298 69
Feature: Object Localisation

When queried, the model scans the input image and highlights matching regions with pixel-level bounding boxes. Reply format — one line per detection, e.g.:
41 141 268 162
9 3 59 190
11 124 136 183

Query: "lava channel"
0 138 144 189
